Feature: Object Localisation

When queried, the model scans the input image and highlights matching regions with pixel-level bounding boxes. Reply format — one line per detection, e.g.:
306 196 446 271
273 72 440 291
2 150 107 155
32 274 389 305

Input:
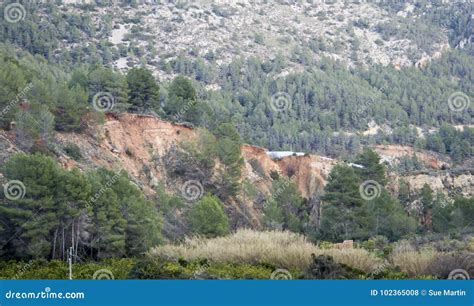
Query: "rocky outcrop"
1 114 472 233
393 172 473 199
54 0 451 79
373 145 450 169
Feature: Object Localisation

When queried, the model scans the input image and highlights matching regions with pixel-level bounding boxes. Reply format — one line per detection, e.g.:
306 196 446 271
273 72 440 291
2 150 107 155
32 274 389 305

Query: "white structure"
267 151 305 159
348 163 365 169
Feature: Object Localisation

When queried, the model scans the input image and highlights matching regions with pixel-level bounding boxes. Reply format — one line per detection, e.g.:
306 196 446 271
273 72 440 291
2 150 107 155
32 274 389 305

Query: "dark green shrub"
371 265 408 280
187 195 229 238
302 255 366 280
63 143 82 161
426 252 474 279
129 258 277 280
249 158 266 178
269 170 280 181
0 259 136 280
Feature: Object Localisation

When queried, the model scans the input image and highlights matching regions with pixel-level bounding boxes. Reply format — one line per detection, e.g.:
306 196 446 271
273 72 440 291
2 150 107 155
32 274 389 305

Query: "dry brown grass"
322 248 382 273
149 229 381 273
390 249 440 277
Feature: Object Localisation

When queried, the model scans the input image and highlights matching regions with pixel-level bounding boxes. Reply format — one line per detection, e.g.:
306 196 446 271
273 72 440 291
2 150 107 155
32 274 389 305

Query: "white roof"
267 151 305 159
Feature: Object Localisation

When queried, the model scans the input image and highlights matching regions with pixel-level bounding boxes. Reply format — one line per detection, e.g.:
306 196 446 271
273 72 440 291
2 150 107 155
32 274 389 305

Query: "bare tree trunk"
52 227 58 259
62 228 65 261
75 218 80 259
71 219 75 263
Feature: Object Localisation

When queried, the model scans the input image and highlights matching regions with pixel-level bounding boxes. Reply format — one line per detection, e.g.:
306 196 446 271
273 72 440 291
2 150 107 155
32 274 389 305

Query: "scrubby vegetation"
186 195 229 238
0 1 472 281
0 153 163 260
150 230 320 271
0 258 135 280
143 230 472 280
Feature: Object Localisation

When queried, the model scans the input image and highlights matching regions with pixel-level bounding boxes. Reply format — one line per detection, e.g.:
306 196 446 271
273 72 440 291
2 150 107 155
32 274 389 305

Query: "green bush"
187 195 229 238
302 255 366 280
63 143 82 161
249 158 266 178
371 266 408 280
129 258 278 280
0 258 135 280
361 236 391 257
207 263 274 279
318 241 334 249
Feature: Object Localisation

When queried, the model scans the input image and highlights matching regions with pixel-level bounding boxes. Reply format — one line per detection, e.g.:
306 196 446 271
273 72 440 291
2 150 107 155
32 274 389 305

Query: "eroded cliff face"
373 145 450 169
392 173 473 199
1 113 472 231
241 145 334 199
55 114 195 193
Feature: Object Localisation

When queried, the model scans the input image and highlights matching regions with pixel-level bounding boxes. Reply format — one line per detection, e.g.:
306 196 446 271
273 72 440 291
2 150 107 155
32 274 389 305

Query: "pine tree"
263 177 307 233
126 67 160 112
320 164 367 241
87 169 127 259
0 153 90 260
366 190 417 240
107 171 163 255
187 194 229 238
354 148 387 186
397 178 411 208
214 123 244 198
53 85 88 132
419 183 434 232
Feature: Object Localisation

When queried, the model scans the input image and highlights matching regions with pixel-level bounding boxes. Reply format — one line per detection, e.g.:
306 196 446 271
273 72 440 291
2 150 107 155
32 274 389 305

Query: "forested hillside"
0 0 472 158
0 0 472 280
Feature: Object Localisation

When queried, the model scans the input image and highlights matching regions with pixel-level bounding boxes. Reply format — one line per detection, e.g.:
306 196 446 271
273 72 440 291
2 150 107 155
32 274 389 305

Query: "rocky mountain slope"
1 113 471 230
57 0 457 80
